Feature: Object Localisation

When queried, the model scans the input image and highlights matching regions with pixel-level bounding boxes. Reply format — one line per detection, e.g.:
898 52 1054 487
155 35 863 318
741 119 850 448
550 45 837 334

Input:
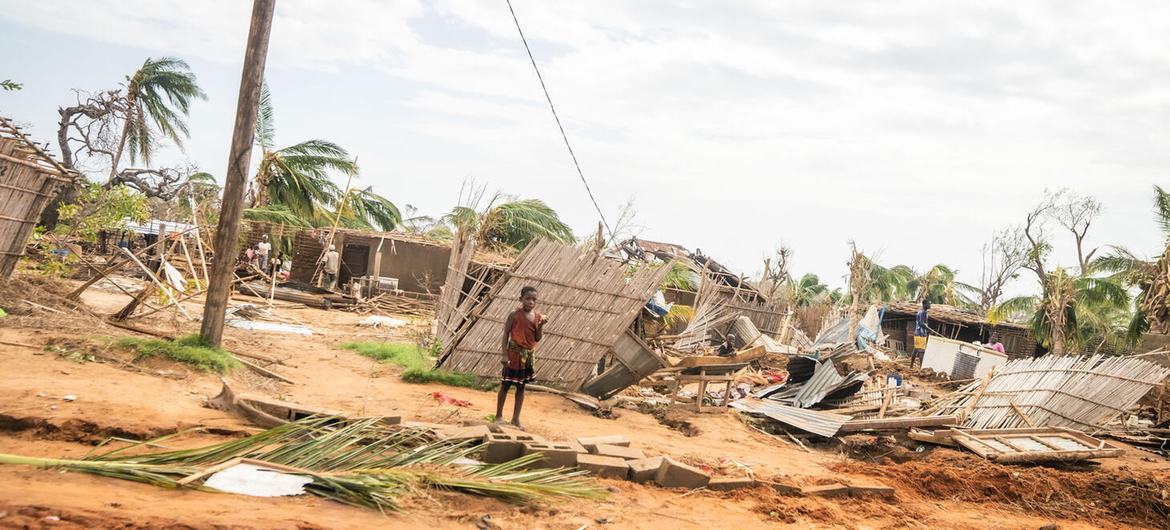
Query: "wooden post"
200 0 276 347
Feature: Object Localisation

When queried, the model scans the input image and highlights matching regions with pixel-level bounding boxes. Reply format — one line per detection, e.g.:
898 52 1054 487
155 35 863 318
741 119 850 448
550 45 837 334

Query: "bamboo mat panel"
438 239 670 387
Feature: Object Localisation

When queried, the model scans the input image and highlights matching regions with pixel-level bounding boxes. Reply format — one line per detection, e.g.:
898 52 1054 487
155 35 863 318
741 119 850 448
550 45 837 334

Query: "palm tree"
245 83 399 231
787 273 830 307
444 197 575 252
1096 185 1170 337
107 57 206 180
907 264 979 306
999 265 1130 354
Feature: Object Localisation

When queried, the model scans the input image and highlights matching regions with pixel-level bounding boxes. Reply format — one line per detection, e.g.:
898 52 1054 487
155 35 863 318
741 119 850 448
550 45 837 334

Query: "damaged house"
242 221 511 295
881 302 1038 358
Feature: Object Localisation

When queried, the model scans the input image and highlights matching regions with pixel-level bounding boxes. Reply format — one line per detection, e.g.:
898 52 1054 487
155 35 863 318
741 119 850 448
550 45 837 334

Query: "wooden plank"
839 415 959 433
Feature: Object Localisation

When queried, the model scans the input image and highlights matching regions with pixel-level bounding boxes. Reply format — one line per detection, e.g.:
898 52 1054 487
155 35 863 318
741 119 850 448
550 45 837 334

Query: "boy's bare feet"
510 421 525 431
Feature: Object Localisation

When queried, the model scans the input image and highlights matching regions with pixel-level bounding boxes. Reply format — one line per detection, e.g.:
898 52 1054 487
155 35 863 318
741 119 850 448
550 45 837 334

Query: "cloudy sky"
2 1 1168 295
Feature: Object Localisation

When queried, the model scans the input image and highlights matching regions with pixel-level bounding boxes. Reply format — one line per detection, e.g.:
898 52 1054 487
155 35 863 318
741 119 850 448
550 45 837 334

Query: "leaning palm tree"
107 57 206 180
245 83 400 230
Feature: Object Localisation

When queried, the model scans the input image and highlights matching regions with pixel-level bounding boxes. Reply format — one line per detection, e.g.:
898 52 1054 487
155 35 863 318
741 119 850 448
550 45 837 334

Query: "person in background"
911 300 931 369
718 334 737 356
276 252 291 281
496 286 546 429
256 235 271 274
319 244 340 290
986 333 1005 354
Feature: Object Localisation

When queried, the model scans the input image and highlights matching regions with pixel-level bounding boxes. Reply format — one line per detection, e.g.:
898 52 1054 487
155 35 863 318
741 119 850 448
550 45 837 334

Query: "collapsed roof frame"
437 238 672 387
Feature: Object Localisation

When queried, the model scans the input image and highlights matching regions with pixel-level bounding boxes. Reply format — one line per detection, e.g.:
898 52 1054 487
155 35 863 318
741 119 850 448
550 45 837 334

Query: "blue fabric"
915 309 929 337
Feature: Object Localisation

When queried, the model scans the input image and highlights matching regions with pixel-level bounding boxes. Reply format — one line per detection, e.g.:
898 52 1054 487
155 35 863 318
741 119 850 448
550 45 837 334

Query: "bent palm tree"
245 83 400 230
108 57 206 180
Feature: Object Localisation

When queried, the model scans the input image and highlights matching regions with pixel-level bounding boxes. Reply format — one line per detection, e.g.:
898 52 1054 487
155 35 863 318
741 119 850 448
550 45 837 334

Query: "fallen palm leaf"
0 416 605 512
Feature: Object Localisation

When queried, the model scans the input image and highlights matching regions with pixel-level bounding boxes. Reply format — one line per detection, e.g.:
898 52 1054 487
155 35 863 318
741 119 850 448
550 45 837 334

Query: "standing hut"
0 116 76 278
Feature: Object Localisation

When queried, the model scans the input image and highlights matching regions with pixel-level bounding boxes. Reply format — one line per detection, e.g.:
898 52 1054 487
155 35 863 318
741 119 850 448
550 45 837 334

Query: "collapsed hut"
0 116 77 278
437 239 671 387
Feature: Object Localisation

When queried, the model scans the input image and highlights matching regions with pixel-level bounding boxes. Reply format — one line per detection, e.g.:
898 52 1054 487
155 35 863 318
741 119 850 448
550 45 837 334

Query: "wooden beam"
200 0 277 347
839 415 959 433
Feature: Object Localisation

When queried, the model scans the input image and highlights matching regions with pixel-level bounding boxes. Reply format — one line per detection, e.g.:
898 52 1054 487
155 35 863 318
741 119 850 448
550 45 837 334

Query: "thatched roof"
884 301 1029 330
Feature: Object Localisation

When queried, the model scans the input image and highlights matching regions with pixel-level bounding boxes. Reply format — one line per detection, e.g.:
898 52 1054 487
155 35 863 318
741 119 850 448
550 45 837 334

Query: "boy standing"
497 286 546 429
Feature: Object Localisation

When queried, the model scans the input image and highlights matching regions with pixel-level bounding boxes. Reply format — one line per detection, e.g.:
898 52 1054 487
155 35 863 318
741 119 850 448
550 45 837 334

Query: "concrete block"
801 484 851 498
481 432 543 463
439 425 491 443
577 435 630 452
848 483 895 498
654 457 710 489
522 441 586 468
626 456 665 483
576 454 629 479
708 477 755 491
592 444 645 460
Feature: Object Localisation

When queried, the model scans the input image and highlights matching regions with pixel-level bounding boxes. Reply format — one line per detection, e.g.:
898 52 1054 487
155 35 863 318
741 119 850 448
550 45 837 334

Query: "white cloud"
2 0 1168 294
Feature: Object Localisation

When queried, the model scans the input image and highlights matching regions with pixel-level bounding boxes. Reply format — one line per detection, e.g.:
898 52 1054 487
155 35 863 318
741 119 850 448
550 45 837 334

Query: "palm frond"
483 199 575 250
243 206 313 227
255 82 275 149
0 417 607 513
1155 185 1170 238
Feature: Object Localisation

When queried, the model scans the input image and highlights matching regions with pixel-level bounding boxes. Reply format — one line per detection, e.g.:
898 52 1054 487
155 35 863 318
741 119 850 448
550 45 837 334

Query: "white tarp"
204 463 312 497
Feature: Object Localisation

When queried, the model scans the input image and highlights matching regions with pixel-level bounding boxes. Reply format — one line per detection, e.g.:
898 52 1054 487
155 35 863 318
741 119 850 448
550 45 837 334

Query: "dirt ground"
1 274 1168 529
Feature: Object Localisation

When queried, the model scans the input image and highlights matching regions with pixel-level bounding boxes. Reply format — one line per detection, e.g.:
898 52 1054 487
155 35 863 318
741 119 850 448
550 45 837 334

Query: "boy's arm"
534 313 545 342
501 312 515 365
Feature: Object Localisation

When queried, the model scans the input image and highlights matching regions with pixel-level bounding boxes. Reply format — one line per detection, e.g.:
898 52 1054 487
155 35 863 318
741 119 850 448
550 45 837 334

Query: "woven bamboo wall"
0 123 72 278
438 239 671 387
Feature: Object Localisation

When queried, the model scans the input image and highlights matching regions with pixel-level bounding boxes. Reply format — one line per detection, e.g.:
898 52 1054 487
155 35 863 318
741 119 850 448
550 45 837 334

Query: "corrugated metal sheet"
731 397 851 437
792 359 846 408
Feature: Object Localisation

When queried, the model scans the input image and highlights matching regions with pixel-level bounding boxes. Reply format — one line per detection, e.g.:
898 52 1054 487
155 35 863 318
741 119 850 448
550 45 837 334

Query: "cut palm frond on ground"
0 417 605 513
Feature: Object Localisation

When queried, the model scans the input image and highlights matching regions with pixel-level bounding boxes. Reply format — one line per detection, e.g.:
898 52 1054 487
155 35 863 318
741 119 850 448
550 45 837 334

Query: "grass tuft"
342 342 495 391
115 334 240 374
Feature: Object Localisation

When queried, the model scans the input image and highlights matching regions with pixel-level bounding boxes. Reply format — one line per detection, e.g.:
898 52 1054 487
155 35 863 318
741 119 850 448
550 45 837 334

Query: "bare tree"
1050 189 1103 271
977 226 1029 312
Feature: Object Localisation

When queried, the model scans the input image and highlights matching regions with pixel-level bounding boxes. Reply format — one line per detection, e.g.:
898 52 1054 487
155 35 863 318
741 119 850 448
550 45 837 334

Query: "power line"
504 0 614 242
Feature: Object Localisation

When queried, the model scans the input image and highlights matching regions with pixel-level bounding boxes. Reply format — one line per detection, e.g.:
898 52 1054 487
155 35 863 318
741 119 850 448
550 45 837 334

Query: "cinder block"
439 425 491 443
707 477 755 491
576 454 628 479
577 435 630 452
626 456 665 483
654 457 710 489
848 483 895 498
522 441 586 468
801 484 850 498
591 443 645 460
481 432 543 463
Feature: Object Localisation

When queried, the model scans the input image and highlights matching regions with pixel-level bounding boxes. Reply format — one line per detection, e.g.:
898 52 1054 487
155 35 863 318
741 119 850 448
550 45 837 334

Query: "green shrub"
342 341 494 390
115 334 240 373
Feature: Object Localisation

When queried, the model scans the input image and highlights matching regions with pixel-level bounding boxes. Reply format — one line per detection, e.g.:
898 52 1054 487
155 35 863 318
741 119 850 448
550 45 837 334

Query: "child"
496 286 547 429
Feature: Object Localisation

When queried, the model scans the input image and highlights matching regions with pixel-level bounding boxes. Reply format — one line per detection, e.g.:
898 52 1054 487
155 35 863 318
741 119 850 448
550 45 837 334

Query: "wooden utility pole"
200 0 277 347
